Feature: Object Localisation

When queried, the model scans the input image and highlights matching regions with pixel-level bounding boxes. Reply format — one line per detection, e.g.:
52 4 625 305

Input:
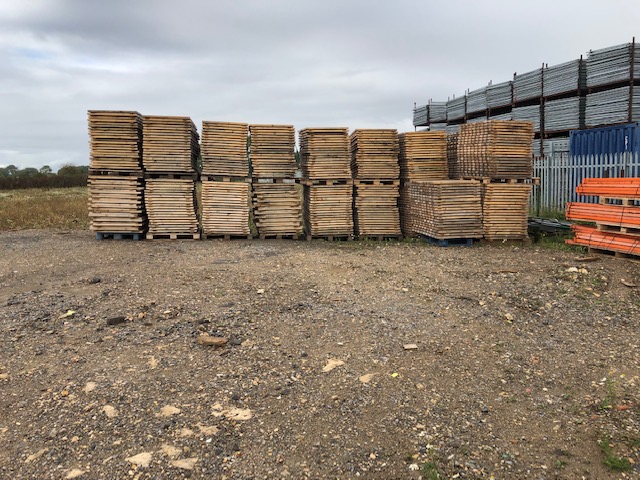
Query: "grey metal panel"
586 42 640 88
544 97 585 132
413 105 428 126
543 137 570 155
512 105 541 132
585 86 640 127
428 102 447 123
445 124 460 134
466 87 487 114
486 81 513 108
514 68 543 103
543 59 586 97
489 112 514 121
428 123 448 131
446 96 466 121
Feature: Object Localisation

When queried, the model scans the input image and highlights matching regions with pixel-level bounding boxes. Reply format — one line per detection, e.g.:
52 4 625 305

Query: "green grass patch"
599 436 632 471
0 187 88 230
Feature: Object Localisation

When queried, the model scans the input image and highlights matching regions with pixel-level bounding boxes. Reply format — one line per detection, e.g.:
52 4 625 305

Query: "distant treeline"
0 165 88 190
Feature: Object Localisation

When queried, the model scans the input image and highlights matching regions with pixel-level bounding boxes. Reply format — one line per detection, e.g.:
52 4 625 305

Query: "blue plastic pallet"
96 232 144 241
419 234 474 247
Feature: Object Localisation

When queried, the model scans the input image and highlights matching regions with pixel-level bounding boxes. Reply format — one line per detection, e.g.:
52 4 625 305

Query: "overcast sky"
1 0 639 170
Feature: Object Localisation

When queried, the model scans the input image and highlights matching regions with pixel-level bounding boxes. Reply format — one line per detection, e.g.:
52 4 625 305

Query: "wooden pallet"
88 111 142 171
146 233 200 240
407 180 483 240
201 181 251 237
142 115 199 173
299 128 351 179
259 234 300 240
201 175 251 183
88 175 146 234
420 235 475 247
457 120 534 179
201 234 253 240
252 183 302 236
350 129 399 179
95 232 144 241
303 184 354 237
398 131 448 182
249 124 297 178
305 235 354 242
353 183 401 236
301 179 353 186
201 121 249 177
447 133 460 180
481 183 532 240
145 178 199 237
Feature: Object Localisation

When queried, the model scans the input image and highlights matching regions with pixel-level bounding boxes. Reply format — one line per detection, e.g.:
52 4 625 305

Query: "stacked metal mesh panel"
489 112 513 121
543 137 570 155
428 102 447 123
512 105 541 132
514 68 543 103
585 87 640 127
543 60 586 97
446 96 466 121
532 139 542 157
544 97 585 132
466 87 487 114
586 43 640 88
486 81 513 109
413 105 428 126
445 124 460 134
467 116 487 124
429 123 448 131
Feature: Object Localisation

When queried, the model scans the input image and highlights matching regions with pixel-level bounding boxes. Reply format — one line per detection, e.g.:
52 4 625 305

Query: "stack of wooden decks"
457 121 534 179
299 128 351 179
144 178 199 238
481 182 532 240
303 181 353 237
408 180 483 240
142 116 199 173
350 129 399 179
201 121 249 177
447 133 459 180
88 111 142 171
252 183 302 237
201 181 251 237
249 124 296 178
399 184 414 236
88 174 145 233
354 181 401 236
398 131 448 181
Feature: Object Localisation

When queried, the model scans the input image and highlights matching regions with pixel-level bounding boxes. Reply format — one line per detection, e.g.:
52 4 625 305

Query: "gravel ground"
1 230 639 479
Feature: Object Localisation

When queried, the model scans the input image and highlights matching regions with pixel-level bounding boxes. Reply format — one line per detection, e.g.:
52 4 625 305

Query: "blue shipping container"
570 123 640 156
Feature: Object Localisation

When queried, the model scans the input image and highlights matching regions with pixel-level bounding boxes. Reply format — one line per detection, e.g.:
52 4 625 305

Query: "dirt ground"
1 230 639 479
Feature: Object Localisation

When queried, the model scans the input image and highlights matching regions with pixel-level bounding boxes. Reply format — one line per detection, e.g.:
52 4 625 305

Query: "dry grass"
0 187 88 230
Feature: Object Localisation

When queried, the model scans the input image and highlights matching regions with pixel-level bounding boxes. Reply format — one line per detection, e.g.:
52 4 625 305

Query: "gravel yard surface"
1 230 639 479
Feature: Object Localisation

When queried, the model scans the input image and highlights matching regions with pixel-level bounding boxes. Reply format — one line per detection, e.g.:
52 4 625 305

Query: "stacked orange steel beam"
566 177 640 256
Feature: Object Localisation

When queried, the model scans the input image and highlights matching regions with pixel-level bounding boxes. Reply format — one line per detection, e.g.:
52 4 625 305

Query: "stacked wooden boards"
142 116 199 173
447 133 459 180
457 120 534 179
299 128 354 238
303 181 354 237
299 128 351 179
249 125 296 178
145 178 199 239
481 182 532 240
354 181 401 236
252 183 302 238
398 132 448 181
350 129 401 237
201 121 249 177
398 131 448 237
88 111 142 171
408 180 483 240
200 121 251 238
201 181 251 238
566 177 640 257
249 125 300 238
88 174 145 234
350 129 399 179
87 110 145 238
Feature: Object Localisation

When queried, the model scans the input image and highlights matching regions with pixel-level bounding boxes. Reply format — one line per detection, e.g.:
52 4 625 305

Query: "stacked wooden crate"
458 120 535 241
446 133 459 180
398 131 448 236
408 180 483 245
249 124 302 239
87 110 146 240
143 115 199 239
299 128 353 239
350 129 401 238
200 121 251 239
566 178 640 257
